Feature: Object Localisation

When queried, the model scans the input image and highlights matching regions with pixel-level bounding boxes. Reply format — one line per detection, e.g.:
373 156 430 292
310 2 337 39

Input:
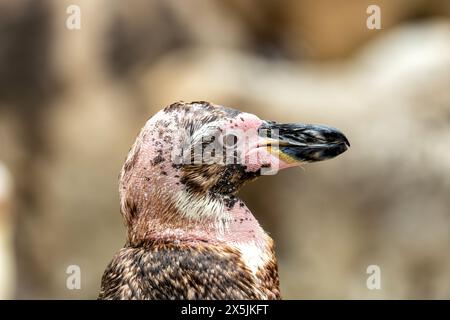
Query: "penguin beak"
258 121 350 163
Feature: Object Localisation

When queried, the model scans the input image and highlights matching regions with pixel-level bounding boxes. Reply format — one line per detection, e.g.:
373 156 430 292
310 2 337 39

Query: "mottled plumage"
99 240 279 299
99 101 349 300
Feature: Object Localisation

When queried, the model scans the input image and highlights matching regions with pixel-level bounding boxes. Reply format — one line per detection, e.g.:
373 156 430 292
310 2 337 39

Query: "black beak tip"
326 126 349 148
304 126 350 161
332 131 350 156
259 121 350 162
325 140 349 159
342 134 350 148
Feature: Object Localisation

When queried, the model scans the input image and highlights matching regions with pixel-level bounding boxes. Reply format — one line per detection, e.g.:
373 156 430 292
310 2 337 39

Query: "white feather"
172 191 230 233
233 242 270 277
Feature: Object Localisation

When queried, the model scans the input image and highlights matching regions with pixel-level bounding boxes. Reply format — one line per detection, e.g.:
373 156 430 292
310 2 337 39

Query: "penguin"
98 101 349 299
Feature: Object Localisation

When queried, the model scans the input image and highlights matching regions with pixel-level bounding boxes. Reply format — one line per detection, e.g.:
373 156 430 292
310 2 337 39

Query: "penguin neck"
128 191 269 249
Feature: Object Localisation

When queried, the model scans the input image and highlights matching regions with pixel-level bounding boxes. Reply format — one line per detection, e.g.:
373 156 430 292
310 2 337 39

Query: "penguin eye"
223 134 238 147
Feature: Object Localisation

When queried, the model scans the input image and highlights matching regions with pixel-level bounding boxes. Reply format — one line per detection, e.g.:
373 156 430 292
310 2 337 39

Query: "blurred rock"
0 0 449 299
0 162 15 299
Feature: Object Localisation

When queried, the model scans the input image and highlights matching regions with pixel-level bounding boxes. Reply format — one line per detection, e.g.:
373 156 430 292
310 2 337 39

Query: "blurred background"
0 0 449 299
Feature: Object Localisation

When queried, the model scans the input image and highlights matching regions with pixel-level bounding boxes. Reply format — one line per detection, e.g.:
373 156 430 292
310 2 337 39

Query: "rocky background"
0 0 449 299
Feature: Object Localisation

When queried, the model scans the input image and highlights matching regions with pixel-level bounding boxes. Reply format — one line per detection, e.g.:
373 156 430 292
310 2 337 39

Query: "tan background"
0 0 449 299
